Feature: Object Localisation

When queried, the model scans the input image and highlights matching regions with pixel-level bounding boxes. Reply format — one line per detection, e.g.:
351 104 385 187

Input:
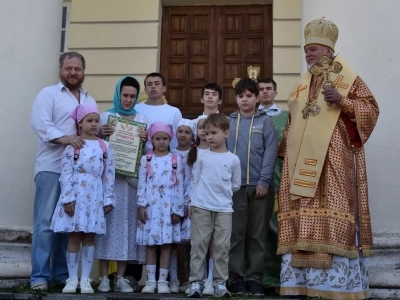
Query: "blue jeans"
30 172 68 286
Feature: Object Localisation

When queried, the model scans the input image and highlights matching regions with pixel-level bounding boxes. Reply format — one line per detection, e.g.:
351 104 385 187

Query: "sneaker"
115 277 134 293
202 279 214 296
98 276 110 293
141 280 156 294
228 275 247 295
170 279 180 293
80 278 94 294
179 281 189 294
188 281 202 298
62 278 78 293
214 282 231 298
157 280 171 294
246 280 264 296
31 282 48 291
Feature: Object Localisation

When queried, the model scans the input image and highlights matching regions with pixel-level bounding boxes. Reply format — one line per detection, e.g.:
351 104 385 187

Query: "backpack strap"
73 148 80 163
146 152 153 178
171 153 177 185
96 137 108 159
97 137 108 180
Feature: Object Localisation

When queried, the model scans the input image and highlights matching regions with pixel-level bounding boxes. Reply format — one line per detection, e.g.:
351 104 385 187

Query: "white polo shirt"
31 82 97 176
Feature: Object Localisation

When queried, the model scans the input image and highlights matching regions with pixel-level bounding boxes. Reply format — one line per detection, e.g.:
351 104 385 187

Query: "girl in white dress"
169 119 196 293
137 122 184 294
50 104 115 294
95 76 148 293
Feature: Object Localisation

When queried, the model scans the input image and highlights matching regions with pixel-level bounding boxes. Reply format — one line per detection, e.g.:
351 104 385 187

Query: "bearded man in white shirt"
30 51 97 290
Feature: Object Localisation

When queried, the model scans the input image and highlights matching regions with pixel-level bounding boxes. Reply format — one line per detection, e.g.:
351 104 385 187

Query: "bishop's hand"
322 88 342 105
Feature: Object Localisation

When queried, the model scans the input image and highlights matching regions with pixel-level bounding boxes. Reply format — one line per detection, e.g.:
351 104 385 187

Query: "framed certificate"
105 115 147 178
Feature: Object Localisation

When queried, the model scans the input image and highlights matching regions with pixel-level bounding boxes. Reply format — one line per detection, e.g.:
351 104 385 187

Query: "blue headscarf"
107 75 140 116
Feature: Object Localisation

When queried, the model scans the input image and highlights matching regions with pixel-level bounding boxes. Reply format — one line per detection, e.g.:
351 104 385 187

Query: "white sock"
146 265 156 281
207 258 214 281
159 268 169 282
169 250 178 281
81 245 94 279
202 259 207 280
66 251 79 279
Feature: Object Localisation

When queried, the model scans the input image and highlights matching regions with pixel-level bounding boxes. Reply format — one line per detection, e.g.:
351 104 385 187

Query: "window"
61 3 70 53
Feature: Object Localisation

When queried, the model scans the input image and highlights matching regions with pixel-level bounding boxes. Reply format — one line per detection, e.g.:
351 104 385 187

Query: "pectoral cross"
310 55 343 88
310 56 343 105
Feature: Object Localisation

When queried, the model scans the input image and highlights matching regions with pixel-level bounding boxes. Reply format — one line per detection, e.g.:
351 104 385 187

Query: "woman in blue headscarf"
95 76 148 293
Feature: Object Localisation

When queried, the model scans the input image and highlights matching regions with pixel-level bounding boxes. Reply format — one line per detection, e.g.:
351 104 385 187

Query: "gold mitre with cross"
137 91 168 104
304 17 339 51
232 65 261 88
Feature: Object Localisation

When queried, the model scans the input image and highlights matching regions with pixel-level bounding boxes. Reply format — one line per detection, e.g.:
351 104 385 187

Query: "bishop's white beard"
307 63 315 71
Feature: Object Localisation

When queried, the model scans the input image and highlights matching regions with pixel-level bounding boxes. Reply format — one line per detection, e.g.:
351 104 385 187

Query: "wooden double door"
160 5 273 118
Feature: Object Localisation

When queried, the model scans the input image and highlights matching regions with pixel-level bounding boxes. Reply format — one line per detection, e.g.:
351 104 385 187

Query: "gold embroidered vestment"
277 70 379 268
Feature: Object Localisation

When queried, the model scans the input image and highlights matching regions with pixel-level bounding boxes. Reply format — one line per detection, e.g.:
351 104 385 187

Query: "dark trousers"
228 185 274 282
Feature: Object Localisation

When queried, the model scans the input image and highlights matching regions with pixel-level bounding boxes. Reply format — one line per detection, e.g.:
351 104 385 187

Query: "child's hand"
138 130 148 142
104 205 113 214
184 205 188 217
64 202 76 217
256 184 268 199
171 214 180 225
188 207 194 220
138 206 148 224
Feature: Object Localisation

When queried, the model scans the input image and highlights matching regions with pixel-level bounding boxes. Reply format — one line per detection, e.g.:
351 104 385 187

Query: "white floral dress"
51 140 115 234
136 153 184 245
94 112 148 262
172 149 191 241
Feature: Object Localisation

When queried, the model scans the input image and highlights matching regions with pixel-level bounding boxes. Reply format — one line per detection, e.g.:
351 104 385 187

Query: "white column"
301 0 400 294
0 0 63 277
302 0 399 235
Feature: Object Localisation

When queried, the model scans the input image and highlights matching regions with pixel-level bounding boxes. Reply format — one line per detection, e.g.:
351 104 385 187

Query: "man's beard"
62 75 84 90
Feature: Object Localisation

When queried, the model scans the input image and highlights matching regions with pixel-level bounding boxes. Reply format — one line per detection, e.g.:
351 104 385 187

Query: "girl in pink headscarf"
50 104 116 294
136 122 184 294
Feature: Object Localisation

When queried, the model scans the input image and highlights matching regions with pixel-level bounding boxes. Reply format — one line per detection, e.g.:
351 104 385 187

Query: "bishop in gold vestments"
277 18 379 300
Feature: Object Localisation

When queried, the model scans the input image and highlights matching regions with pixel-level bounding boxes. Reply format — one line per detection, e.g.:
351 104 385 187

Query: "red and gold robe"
277 73 379 268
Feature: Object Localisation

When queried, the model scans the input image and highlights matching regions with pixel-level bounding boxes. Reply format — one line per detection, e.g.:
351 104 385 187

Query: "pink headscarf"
70 104 99 123
148 122 174 139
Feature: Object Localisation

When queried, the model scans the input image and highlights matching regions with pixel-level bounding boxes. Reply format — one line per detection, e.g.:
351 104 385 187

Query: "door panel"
160 5 272 118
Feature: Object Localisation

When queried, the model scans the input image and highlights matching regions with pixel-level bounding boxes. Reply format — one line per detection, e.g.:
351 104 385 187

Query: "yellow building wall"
66 0 302 112
272 0 302 109
68 0 162 112
65 0 301 281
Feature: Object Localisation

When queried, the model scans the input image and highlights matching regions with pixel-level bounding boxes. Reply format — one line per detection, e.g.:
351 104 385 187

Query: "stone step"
0 278 29 289
0 243 31 278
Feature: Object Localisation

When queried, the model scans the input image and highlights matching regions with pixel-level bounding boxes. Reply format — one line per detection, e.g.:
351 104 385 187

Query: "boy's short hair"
203 113 230 132
144 72 166 86
258 77 277 91
234 77 260 96
201 83 223 100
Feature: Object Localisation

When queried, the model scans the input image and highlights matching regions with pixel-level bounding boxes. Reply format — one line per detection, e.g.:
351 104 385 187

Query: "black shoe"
246 280 265 296
228 275 247 295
